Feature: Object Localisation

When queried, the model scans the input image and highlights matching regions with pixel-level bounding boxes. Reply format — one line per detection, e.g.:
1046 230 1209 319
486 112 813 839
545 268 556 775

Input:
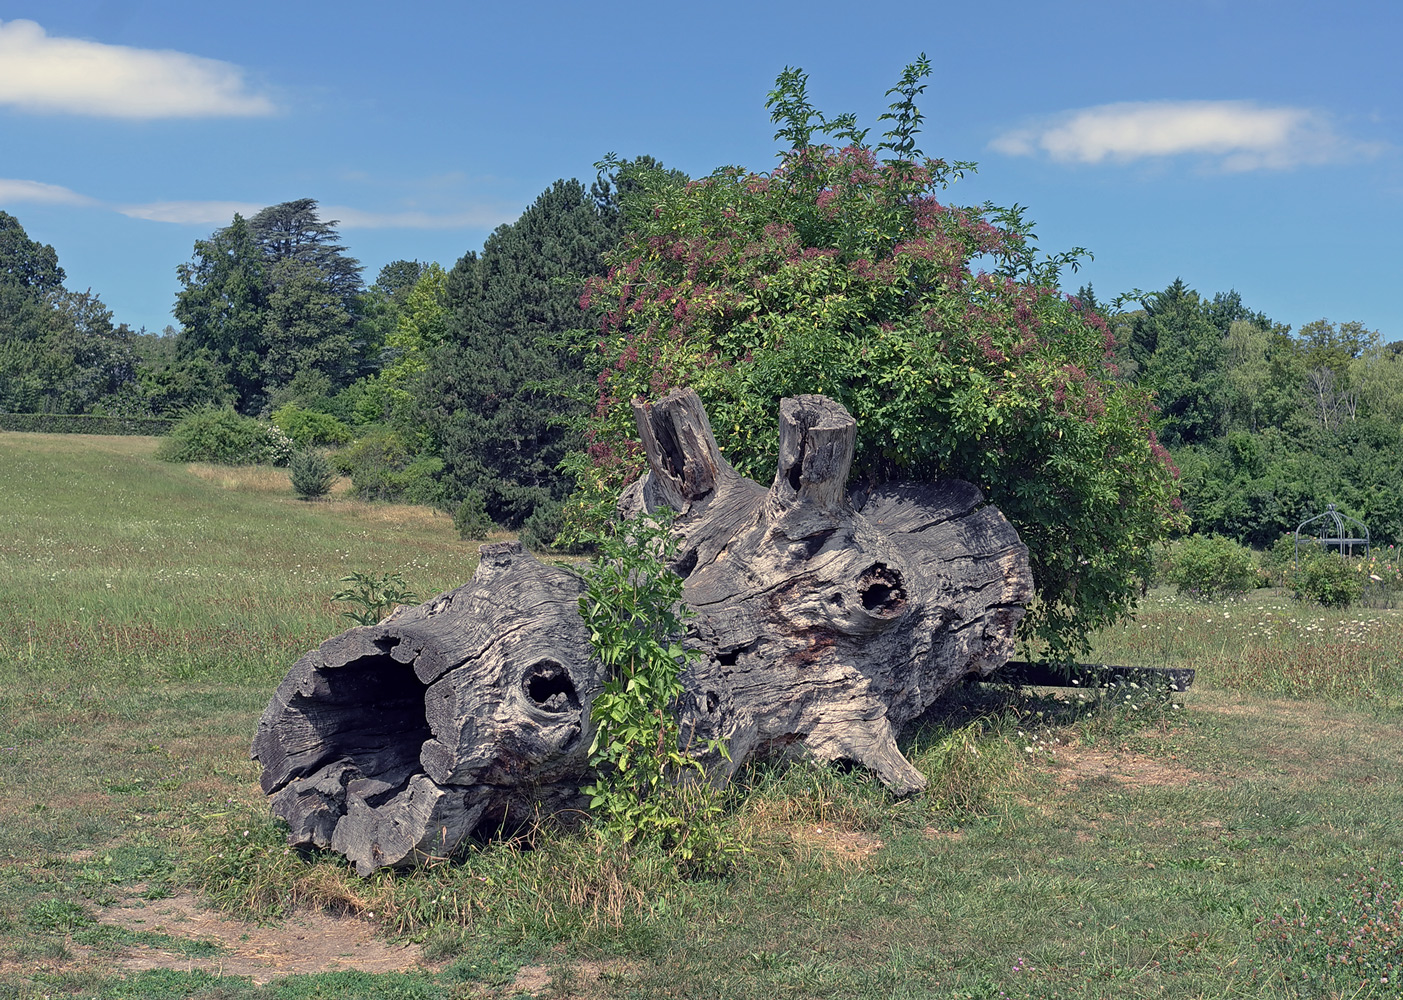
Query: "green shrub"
289 449 335 500
392 457 447 507
571 60 1184 663
1291 551 1364 608
272 404 353 449
452 489 493 540
1166 534 1258 601
1261 534 1299 587
156 409 293 466
341 428 446 507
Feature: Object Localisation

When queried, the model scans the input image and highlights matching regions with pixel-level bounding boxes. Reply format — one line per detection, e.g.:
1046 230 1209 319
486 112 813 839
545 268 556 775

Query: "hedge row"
0 413 177 436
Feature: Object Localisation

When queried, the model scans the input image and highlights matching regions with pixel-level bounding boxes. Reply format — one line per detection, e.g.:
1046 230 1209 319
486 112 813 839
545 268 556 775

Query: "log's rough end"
255 390 1034 872
251 542 603 872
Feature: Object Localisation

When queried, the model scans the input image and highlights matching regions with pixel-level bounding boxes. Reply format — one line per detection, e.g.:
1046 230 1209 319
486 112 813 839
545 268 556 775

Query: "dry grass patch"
183 462 304 494
786 826 884 864
510 956 633 999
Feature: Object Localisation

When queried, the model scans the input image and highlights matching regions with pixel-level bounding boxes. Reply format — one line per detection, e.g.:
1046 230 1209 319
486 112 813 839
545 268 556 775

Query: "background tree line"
1 59 1398 653
1102 278 1402 545
3 179 1396 555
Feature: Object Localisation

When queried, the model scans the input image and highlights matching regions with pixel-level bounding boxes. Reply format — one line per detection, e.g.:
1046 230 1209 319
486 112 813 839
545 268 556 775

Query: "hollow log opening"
655 415 688 481
786 439 804 492
293 653 432 777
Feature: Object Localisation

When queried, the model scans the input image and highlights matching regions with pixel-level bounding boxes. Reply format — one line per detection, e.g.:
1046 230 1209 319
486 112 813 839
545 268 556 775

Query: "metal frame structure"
1294 504 1370 566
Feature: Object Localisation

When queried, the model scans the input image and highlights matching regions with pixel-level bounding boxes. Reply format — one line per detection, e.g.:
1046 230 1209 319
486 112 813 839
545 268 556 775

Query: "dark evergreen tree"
247 199 363 307
261 259 358 390
413 178 624 526
1129 279 1228 447
1204 288 1271 335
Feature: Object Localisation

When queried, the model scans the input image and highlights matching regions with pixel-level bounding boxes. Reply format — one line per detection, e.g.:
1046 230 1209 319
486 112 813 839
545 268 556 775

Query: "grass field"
1 431 1401 999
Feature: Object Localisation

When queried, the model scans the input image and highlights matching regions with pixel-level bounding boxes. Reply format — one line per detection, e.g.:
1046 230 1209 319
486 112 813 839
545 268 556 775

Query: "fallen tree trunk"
253 389 1033 873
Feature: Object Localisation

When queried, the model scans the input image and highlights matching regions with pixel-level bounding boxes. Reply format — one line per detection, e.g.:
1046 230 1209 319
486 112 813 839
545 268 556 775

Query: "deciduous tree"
174 201 365 411
569 59 1183 661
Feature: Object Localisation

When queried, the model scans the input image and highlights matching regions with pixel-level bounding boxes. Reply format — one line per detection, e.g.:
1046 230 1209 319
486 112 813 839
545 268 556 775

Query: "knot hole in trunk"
523 659 580 713
859 563 906 616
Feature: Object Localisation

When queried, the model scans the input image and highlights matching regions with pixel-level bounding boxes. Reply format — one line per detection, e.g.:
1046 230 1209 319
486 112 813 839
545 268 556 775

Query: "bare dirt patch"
788 826 884 862
509 962 554 995
94 892 421 985
1050 744 1213 792
509 957 630 998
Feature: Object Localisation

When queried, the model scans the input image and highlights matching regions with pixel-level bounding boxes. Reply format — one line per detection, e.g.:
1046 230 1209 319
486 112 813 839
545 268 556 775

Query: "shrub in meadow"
156 408 293 466
289 449 335 500
1260 534 1299 587
340 427 447 507
1291 550 1364 608
272 404 353 449
1166 533 1258 601
1356 545 1403 608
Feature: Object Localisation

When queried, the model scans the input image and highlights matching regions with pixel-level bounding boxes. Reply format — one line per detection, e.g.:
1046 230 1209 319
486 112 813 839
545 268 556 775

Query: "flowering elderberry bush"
563 57 1183 661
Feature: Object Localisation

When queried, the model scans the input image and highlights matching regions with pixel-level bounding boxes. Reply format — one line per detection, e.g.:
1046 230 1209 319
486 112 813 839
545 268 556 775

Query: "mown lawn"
1 431 1401 999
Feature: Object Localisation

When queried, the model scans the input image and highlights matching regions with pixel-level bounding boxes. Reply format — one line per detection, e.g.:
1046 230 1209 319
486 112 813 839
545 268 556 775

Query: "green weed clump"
156 408 293 466
579 511 736 868
332 572 420 625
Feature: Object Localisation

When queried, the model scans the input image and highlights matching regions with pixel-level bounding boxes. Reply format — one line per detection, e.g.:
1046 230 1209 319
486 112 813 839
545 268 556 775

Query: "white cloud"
7 176 514 231
0 19 275 118
991 100 1380 170
321 204 519 230
0 177 97 205
118 200 266 224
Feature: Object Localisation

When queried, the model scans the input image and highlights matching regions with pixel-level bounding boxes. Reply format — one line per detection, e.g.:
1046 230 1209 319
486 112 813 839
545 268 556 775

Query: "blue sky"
1 0 1398 340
